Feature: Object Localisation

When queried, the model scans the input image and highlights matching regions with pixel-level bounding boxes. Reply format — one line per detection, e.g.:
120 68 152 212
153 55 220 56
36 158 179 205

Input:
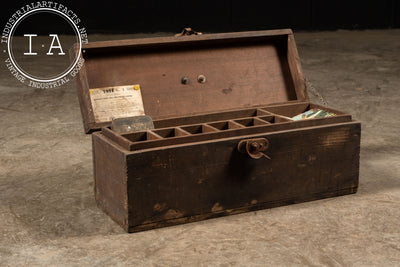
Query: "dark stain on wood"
222 88 233 94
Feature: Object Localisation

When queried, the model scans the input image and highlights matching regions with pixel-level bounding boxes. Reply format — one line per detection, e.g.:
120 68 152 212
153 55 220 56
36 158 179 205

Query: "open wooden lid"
73 29 308 133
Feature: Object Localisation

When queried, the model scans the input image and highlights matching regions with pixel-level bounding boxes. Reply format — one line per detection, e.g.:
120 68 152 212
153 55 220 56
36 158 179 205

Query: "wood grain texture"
101 121 360 232
70 45 96 133
100 102 352 151
84 39 294 118
83 29 294 50
287 34 308 101
92 132 128 230
74 30 308 133
124 116 352 151
82 29 361 233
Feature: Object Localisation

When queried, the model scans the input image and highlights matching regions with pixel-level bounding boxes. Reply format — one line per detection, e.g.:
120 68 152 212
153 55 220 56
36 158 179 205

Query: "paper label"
89 84 144 123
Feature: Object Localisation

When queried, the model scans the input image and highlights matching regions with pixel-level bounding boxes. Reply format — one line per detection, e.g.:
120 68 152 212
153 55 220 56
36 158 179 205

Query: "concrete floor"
0 30 399 266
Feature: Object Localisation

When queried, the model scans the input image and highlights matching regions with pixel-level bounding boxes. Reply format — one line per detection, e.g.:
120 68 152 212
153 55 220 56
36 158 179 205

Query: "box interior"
101 102 352 151
76 30 310 132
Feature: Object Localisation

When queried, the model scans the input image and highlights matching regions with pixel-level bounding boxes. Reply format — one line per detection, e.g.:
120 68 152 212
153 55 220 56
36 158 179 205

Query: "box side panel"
92 132 128 230
287 34 308 101
125 122 360 232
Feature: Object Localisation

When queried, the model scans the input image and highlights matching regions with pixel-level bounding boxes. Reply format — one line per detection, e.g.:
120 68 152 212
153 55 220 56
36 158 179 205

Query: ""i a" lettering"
23 34 65 56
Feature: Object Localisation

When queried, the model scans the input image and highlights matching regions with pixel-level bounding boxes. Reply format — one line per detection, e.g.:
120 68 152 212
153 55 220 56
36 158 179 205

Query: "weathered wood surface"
93 122 360 232
92 133 128 228
99 102 352 151
83 29 361 233
74 29 307 133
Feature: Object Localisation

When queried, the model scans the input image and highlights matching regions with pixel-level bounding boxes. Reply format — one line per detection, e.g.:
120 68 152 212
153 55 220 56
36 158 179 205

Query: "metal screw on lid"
197 75 206 83
181 76 190 84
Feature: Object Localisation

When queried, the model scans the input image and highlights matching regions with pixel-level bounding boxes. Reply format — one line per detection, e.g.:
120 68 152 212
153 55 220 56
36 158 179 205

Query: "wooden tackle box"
73 29 361 233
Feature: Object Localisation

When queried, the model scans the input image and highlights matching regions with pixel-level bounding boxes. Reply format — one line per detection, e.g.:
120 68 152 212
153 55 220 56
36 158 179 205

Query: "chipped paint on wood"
94 122 360 233
153 203 167 212
318 128 350 147
308 154 317 162
164 209 183 220
211 203 223 213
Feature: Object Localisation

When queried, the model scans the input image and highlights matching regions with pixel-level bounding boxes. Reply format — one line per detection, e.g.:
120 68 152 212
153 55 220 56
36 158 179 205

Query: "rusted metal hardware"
182 75 205 84
238 138 271 159
197 75 206 83
174 27 202 37
181 76 190 84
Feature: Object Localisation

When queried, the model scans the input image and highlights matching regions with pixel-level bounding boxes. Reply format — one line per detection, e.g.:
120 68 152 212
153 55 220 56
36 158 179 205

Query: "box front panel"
125 122 360 232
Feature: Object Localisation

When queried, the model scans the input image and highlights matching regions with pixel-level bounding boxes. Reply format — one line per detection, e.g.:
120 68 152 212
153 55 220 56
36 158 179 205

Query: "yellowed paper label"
89 84 144 123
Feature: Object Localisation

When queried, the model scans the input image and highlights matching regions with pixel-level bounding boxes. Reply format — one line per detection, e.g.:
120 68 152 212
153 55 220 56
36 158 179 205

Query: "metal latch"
237 138 271 159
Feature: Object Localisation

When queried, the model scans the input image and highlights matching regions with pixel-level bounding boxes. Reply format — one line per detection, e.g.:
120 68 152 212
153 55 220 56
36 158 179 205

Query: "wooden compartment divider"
175 127 191 136
153 108 272 129
180 124 216 135
208 120 245 131
104 102 354 151
234 117 269 127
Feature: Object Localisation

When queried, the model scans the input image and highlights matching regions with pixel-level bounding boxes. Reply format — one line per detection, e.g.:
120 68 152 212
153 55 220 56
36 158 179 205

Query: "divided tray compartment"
124 131 161 142
152 127 190 138
208 121 244 131
234 117 270 127
181 124 220 134
257 115 292 123
101 102 353 151
153 108 270 128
